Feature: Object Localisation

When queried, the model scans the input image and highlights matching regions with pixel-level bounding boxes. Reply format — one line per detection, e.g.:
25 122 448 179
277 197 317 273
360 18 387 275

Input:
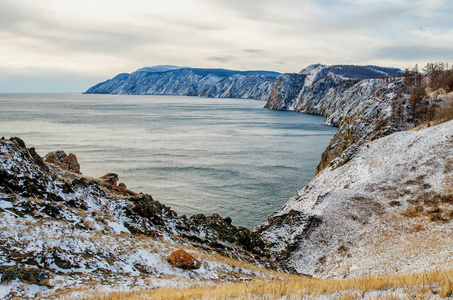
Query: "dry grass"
71 269 453 300
432 96 453 124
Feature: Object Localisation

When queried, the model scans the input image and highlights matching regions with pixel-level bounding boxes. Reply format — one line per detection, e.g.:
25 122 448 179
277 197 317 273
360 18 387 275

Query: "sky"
1 0 452 92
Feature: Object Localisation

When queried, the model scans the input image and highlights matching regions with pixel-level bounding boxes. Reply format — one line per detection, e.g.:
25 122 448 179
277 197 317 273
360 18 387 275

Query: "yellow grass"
73 269 453 300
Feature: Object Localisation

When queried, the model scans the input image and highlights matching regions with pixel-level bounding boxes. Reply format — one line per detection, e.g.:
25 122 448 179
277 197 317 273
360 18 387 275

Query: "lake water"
0 93 336 228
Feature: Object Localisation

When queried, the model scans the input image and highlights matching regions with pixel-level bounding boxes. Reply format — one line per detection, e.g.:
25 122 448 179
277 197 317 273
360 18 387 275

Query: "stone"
99 173 119 185
44 150 81 174
9 137 26 148
168 250 201 270
28 147 50 173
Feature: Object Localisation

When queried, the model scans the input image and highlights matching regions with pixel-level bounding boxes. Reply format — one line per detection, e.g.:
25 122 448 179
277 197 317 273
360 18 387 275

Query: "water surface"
0 94 336 228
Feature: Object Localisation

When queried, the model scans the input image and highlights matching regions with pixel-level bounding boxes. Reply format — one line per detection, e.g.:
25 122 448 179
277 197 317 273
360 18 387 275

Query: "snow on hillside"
84 67 280 101
0 138 276 298
256 120 453 278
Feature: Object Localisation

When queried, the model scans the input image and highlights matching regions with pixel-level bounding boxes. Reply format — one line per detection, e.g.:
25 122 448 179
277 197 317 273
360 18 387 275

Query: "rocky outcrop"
99 172 119 185
44 150 81 174
265 64 402 116
85 67 281 101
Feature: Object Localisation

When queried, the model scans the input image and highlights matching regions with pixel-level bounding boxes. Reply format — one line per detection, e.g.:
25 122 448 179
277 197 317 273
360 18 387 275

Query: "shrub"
403 205 424 218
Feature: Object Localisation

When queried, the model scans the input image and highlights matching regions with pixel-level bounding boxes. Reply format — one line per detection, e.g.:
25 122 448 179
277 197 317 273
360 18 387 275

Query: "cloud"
243 49 263 54
376 45 453 61
207 56 235 63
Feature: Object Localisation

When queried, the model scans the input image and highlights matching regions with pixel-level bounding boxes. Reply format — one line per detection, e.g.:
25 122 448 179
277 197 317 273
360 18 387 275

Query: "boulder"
99 173 119 185
168 250 201 270
44 150 81 174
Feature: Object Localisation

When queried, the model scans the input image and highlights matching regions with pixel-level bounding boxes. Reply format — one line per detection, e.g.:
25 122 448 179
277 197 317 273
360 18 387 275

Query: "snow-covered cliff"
265 64 402 120
265 64 445 173
255 119 453 278
84 66 280 101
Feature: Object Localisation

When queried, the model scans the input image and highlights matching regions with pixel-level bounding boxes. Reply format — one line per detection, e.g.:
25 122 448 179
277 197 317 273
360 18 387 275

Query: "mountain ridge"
84 66 281 100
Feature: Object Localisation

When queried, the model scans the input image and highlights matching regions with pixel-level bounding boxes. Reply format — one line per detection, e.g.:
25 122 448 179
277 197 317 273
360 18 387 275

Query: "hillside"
0 137 279 298
265 64 447 173
84 66 281 101
259 63 453 278
255 119 453 277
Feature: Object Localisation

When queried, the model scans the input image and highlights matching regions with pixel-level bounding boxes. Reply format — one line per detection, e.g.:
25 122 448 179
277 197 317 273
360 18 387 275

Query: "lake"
0 93 336 228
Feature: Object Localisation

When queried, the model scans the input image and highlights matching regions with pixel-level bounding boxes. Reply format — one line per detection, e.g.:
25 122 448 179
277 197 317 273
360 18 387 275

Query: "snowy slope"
256 120 453 278
0 138 278 298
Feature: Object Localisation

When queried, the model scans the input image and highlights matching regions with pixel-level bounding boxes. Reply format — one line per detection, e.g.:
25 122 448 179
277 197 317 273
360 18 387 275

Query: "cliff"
84 66 281 101
264 64 447 173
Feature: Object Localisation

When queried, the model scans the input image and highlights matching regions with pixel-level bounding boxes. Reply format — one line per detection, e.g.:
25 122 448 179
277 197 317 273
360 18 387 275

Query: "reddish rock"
44 151 81 174
108 184 138 196
168 250 201 270
99 173 119 185
97 173 137 196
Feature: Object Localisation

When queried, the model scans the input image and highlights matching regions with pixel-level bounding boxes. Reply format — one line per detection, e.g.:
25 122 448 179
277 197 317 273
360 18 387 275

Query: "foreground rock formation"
44 150 81 174
0 137 279 298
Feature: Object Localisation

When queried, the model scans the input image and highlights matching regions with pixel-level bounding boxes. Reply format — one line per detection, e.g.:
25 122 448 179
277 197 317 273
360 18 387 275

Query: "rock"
28 147 50 173
168 250 201 270
9 137 26 148
108 184 137 196
130 194 176 225
1 266 50 285
99 173 119 185
44 150 81 174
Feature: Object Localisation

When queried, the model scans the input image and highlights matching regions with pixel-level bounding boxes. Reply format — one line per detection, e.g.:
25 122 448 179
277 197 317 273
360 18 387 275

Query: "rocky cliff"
264 64 447 173
84 66 281 101
265 64 402 117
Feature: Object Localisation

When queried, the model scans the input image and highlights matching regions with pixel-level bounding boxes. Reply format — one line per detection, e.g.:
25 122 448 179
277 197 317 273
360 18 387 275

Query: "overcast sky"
1 0 452 92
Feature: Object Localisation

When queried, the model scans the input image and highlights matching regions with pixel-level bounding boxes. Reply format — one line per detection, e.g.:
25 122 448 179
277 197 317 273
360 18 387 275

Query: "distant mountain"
136 65 182 73
84 66 281 101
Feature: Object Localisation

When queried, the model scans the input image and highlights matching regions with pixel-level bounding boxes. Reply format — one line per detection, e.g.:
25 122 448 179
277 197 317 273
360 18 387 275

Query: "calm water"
0 93 336 228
